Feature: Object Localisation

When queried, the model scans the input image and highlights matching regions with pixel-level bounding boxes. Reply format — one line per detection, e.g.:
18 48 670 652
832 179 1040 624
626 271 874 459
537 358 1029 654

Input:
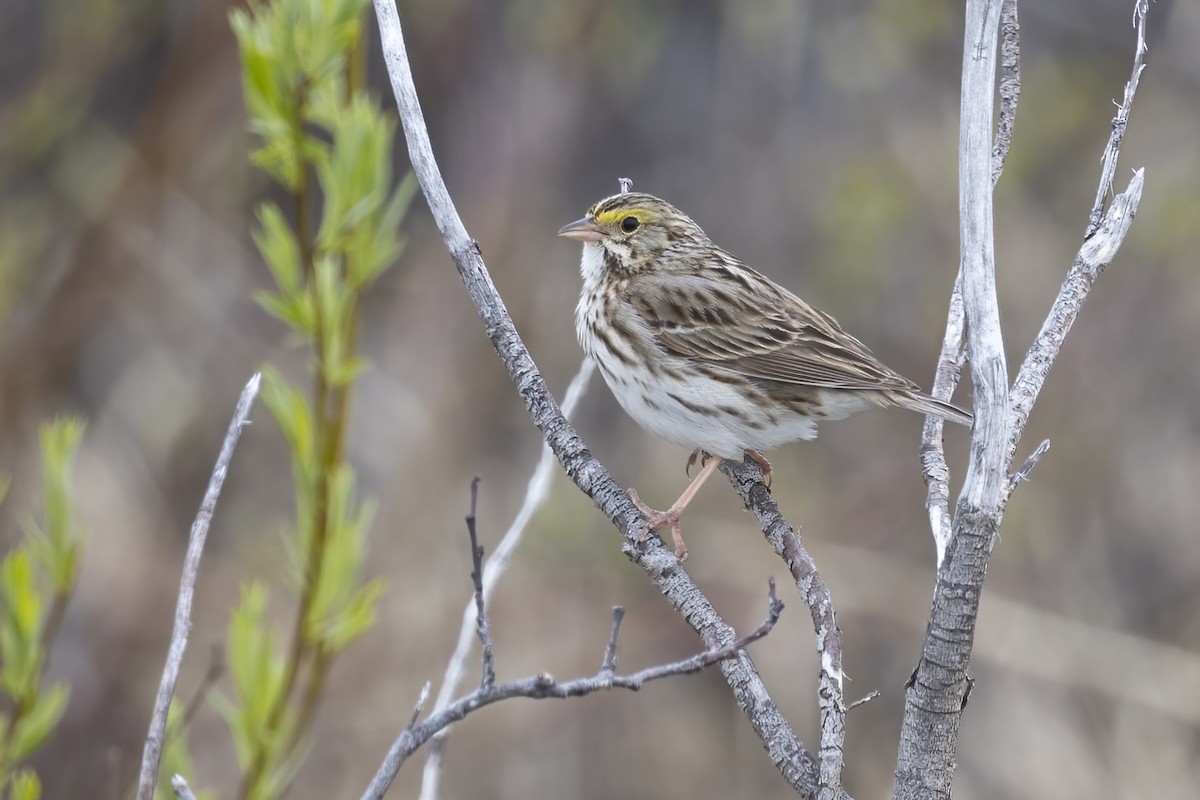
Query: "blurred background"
2 0 1199 797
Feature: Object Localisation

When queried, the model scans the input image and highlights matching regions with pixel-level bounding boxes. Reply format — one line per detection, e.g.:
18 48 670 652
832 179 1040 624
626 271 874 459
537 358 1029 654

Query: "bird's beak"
557 218 606 243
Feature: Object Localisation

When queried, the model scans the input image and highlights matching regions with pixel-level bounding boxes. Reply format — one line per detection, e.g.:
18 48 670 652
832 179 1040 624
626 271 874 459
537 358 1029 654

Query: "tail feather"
904 393 973 427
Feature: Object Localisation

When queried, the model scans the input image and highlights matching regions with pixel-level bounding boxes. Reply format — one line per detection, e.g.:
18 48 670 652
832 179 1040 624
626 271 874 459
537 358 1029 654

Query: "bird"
559 190 970 560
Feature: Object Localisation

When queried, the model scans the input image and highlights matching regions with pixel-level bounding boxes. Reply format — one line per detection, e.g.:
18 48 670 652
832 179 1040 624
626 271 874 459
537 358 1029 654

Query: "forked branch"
360 481 786 799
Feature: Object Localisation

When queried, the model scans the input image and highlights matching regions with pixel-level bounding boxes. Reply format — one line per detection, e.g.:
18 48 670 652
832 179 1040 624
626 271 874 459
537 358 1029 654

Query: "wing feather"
628 258 919 393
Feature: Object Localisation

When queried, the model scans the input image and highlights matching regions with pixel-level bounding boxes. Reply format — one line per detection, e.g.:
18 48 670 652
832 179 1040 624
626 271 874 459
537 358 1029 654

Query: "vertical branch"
922 0 1019 565
895 0 1007 796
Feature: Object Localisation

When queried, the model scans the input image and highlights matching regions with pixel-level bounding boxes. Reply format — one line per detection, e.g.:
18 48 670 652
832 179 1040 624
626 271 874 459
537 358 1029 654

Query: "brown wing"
628 259 920 393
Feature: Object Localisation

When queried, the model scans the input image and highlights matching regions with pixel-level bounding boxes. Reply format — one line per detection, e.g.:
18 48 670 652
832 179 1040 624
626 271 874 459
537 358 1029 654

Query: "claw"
746 450 773 489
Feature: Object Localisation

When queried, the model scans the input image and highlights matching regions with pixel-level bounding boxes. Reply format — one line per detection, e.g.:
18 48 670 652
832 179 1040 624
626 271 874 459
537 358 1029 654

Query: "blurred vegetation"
0 420 85 799
191 0 416 797
0 0 1197 798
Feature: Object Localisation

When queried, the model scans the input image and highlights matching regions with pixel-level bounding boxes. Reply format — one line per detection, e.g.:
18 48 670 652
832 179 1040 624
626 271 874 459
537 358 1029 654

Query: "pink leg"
628 456 723 561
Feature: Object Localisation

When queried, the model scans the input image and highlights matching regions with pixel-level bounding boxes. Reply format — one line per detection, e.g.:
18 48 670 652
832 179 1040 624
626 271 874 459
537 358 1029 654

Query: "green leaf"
346 170 418 288
259 369 315 469
0 547 44 702
8 684 68 763
219 582 292 771
253 202 303 297
36 418 85 594
304 468 383 651
8 768 41 800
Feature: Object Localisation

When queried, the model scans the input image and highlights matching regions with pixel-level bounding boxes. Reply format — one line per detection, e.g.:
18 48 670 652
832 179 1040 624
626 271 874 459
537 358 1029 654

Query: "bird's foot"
628 488 689 561
745 449 773 489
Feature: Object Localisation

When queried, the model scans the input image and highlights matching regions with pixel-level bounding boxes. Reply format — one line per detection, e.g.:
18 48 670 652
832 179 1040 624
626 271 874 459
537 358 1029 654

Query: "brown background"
2 0 1199 797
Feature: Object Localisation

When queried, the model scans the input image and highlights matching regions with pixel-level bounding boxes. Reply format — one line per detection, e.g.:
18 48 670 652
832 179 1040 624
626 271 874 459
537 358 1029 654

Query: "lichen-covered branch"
722 458 846 800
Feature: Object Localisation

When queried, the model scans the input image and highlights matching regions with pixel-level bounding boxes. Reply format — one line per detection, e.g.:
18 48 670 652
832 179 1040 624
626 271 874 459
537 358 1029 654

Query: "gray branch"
896 1 1148 796
136 373 261 800
920 276 964 564
924 0 1017 564
171 774 198 800
360 584 785 800
371 1 841 796
1087 0 1149 238
722 458 847 800
896 0 1010 794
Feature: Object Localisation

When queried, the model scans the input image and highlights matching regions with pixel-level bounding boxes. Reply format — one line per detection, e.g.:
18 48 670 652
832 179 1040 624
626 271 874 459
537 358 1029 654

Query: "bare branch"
464 478 495 690
920 276 964 565
137 373 261 800
419 359 593 800
924 0 1017 566
360 586 784 800
600 607 625 676
1006 438 1051 499
408 681 431 730
171 774 198 800
898 3 1149 796
1087 0 1149 238
1007 169 1144 474
721 458 846 800
846 691 881 713
896 0 1008 794
371 2 834 795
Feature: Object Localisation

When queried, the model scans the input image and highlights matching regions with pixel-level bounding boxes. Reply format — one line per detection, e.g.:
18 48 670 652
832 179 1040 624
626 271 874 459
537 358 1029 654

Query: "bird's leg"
745 449 773 489
628 456 723 561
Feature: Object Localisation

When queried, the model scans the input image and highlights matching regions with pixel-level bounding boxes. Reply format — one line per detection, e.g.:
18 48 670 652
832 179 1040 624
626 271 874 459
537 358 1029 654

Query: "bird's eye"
621 216 640 233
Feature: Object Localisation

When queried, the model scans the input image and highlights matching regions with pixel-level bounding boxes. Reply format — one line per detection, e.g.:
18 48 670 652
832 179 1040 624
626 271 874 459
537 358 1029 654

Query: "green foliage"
0 418 85 791
218 0 415 796
7 769 40 800
212 584 306 800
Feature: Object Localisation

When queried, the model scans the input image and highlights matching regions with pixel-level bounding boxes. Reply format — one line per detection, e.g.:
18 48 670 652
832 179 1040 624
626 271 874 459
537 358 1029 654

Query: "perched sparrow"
560 191 970 559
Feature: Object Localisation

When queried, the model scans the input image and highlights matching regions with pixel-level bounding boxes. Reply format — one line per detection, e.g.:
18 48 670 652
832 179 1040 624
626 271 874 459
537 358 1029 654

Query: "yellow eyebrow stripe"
594 207 655 226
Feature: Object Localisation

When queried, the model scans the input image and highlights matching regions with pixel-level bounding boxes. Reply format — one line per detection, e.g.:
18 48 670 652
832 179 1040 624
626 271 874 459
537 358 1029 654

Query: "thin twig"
408 681 432 729
600 607 625 676
371 2 834 796
418 359 592 800
721 458 846 800
1087 0 1149 239
361 583 784 800
136 373 261 800
1006 1 1149 470
171 774 198 800
1007 438 1050 497
464 478 495 690
846 691 881 713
